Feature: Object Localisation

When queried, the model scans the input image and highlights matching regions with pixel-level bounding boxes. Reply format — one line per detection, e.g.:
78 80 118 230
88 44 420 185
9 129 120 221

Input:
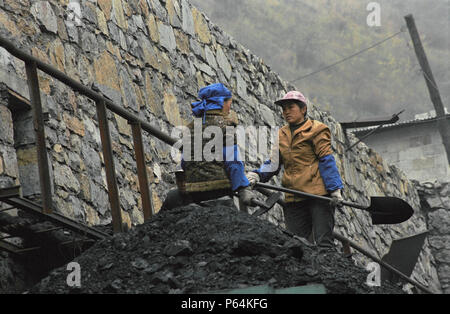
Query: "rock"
429 209 450 235
53 163 80 193
111 0 128 29
0 10 20 36
0 104 13 144
107 278 122 292
192 7 211 44
90 183 109 216
31 1 58 34
216 45 232 79
174 29 190 55
146 14 160 43
80 32 98 54
204 46 217 69
120 189 137 211
164 240 193 256
119 69 138 112
259 103 275 126
131 258 149 270
65 20 78 43
166 0 181 28
158 22 177 52
63 113 85 137
149 0 167 20
96 7 109 35
181 0 195 36
81 1 98 25
93 51 120 92
132 14 146 33
163 92 182 126
143 263 161 274
235 71 248 99
98 0 112 20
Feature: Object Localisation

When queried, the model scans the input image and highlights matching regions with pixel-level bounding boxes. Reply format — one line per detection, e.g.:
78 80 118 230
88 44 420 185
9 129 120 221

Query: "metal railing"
0 35 177 233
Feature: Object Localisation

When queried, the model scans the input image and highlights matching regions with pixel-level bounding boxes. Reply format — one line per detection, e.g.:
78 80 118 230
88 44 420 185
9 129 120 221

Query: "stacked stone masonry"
415 180 450 293
0 0 443 293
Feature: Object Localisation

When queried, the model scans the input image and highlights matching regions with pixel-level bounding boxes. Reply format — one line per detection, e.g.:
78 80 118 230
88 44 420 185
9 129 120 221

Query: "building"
353 110 450 183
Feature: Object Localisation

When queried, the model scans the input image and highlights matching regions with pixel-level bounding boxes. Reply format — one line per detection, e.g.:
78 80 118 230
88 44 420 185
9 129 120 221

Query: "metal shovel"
251 192 283 217
255 182 414 225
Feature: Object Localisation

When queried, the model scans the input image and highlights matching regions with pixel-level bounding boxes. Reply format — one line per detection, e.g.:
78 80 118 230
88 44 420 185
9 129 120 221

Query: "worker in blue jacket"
161 83 255 211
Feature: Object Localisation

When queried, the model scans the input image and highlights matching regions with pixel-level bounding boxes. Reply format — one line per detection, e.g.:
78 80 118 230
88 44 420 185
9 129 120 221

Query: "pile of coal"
29 199 404 294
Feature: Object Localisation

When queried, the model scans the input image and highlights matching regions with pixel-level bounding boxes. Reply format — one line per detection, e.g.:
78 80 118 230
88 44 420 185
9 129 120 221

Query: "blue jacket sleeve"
318 154 344 192
253 150 282 182
223 145 250 192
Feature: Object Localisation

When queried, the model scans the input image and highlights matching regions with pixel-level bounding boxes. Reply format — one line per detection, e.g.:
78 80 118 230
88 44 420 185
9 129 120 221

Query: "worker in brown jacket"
247 91 344 251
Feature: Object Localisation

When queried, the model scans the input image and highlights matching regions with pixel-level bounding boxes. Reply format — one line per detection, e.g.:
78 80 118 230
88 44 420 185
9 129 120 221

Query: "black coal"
30 199 404 294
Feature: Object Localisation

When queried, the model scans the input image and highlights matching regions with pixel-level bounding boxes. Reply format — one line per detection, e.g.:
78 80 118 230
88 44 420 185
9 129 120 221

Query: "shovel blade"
252 192 283 217
368 197 414 225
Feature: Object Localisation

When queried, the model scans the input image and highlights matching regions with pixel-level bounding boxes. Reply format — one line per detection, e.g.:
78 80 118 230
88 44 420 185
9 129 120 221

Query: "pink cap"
275 91 307 106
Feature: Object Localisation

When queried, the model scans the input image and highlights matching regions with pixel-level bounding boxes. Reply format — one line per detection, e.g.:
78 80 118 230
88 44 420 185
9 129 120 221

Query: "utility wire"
402 23 447 94
421 68 441 92
403 34 449 108
291 29 406 83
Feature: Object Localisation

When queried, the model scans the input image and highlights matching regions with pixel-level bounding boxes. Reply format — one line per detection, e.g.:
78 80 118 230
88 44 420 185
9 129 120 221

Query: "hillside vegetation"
190 0 450 122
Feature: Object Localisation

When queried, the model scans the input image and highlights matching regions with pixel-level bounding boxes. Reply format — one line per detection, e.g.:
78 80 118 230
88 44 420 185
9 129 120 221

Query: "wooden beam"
131 122 154 221
405 14 450 165
96 100 123 233
24 61 53 214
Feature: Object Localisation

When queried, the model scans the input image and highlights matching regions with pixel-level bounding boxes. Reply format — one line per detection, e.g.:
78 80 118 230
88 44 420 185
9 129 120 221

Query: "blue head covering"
191 83 232 123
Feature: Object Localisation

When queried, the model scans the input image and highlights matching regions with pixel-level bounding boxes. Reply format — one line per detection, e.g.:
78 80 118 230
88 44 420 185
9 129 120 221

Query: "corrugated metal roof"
352 109 450 134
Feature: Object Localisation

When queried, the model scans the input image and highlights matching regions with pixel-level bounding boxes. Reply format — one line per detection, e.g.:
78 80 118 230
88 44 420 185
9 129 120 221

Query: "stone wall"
0 0 442 292
0 87 19 189
415 180 450 293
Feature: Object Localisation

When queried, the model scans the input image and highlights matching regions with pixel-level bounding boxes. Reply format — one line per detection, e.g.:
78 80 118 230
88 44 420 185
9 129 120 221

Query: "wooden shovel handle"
255 183 369 210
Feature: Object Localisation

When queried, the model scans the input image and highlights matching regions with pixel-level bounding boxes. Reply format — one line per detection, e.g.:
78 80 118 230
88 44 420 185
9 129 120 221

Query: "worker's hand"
246 172 260 188
330 189 344 210
238 186 256 206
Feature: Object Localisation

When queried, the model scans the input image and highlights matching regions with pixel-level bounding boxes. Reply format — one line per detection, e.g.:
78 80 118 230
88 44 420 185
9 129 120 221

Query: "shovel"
251 192 283 217
234 190 283 216
255 182 414 225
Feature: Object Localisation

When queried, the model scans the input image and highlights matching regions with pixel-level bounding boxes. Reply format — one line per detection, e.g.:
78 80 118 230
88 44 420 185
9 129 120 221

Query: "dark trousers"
283 198 335 249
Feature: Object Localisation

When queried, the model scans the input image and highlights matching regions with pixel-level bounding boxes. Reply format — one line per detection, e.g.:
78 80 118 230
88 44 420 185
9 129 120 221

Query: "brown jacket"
279 119 333 202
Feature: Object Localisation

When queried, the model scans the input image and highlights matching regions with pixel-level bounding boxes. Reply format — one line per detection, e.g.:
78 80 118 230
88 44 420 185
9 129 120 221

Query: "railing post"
130 122 154 221
25 61 53 214
95 100 123 233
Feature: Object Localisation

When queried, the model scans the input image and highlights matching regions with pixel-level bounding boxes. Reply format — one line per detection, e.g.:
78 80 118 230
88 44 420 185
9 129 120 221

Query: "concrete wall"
0 0 443 292
355 121 450 183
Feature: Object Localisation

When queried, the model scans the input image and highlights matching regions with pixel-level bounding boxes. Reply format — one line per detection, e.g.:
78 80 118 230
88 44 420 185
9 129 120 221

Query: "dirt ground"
29 198 404 294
